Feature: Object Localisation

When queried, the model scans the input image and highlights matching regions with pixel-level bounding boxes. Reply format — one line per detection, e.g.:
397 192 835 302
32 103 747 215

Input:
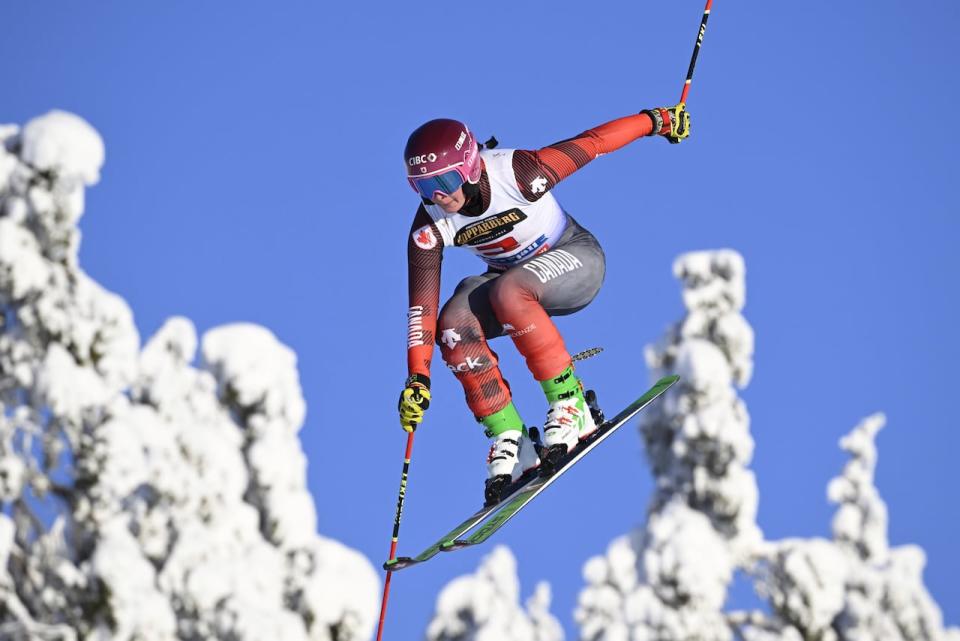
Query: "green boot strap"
479 402 526 438
539 365 582 403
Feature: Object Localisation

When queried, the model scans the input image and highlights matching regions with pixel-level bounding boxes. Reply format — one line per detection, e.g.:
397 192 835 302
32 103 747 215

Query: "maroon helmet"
404 118 481 199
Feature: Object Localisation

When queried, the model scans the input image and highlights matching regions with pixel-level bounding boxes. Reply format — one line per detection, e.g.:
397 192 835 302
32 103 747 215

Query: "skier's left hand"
664 103 691 144
643 104 691 143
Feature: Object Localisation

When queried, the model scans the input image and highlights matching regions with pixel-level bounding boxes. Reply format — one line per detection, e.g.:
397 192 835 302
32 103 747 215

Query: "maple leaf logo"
530 176 548 194
412 226 437 250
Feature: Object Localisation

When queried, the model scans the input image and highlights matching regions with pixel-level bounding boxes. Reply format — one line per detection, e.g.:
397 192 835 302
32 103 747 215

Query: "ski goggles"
408 166 467 200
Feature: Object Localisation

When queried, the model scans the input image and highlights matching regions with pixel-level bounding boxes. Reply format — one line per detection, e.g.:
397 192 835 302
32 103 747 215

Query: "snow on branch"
0 111 377 641
828 413 888 563
426 546 564 641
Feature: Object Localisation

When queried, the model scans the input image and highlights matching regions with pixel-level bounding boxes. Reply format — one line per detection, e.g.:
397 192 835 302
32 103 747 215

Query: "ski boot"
481 402 540 506
539 365 601 473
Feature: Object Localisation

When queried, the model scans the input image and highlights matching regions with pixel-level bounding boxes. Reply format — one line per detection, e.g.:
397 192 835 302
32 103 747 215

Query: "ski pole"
375 430 415 641
679 0 714 105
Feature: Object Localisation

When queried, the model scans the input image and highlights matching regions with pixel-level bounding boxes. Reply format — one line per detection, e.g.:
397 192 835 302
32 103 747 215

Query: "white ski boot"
487 430 541 482
480 402 540 506
540 365 598 469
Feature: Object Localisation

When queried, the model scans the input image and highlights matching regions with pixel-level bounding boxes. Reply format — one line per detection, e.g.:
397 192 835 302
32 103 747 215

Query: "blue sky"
3 1 957 637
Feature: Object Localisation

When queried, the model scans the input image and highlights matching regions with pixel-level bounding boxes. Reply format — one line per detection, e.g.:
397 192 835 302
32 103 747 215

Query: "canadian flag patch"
413 225 438 250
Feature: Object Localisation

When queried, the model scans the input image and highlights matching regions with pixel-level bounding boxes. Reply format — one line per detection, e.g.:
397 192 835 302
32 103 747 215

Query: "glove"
642 103 691 144
398 375 431 432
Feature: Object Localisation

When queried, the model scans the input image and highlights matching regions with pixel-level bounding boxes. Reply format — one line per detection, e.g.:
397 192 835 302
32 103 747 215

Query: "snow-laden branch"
0 111 378 641
426 546 564 641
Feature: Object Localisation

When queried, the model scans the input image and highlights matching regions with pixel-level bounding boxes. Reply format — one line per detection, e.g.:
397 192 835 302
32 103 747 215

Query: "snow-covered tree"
576 250 959 641
0 111 378 641
576 250 756 641
426 546 564 641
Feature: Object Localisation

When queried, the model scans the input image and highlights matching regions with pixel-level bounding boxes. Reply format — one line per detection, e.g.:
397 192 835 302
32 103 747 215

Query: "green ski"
384 375 679 570
383 466 540 571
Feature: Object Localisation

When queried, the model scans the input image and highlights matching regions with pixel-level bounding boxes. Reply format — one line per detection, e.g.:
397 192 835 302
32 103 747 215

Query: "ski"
383 375 679 570
440 374 679 551
382 466 539 571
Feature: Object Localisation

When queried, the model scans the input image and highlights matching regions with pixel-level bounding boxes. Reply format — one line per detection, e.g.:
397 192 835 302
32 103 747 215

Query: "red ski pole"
679 0 715 105
375 430 415 641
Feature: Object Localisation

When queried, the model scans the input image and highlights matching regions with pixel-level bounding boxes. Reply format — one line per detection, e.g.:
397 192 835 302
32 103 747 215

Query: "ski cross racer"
399 106 690 504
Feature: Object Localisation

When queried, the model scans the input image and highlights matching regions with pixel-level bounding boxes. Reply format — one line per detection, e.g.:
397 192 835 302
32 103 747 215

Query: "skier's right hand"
398 376 431 432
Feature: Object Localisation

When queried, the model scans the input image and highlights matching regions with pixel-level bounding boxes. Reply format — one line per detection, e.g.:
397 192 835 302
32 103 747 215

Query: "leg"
487 218 606 381
487 218 607 461
439 273 540 500
437 273 512 419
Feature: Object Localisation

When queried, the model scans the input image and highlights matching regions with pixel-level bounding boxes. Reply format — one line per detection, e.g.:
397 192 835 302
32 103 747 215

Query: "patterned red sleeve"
513 112 658 201
406 205 443 383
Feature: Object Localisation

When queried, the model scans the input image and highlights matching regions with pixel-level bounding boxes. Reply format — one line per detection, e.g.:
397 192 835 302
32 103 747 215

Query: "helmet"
404 118 481 199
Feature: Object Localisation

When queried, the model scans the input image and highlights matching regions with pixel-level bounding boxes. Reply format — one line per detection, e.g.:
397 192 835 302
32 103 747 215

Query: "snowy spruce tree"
429 250 958 641
0 111 378 641
577 250 958 641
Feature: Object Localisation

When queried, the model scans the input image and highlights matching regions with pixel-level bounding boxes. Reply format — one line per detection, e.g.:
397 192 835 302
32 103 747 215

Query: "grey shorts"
438 215 606 341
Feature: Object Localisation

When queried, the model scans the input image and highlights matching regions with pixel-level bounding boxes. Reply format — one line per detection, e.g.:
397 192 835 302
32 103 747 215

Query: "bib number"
476 236 520 256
